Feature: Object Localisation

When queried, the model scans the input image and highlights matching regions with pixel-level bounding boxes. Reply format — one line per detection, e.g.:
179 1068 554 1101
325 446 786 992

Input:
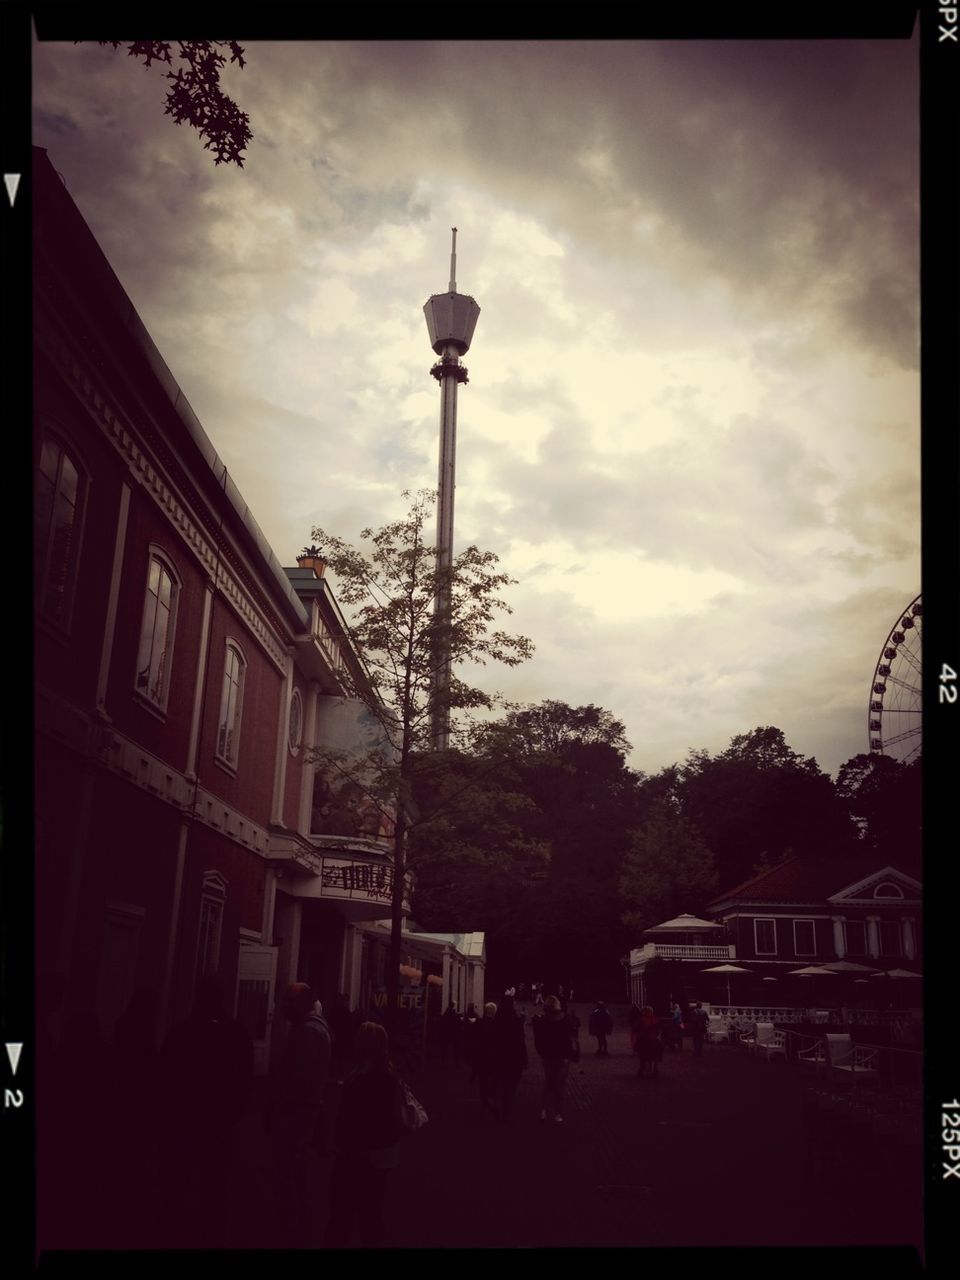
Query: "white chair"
755 1029 787 1063
799 1032 851 1073
830 1043 880 1084
707 1015 729 1045
747 1022 775 1056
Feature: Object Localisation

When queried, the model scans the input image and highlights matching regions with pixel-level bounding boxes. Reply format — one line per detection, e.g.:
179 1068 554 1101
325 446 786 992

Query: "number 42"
940 664 958 704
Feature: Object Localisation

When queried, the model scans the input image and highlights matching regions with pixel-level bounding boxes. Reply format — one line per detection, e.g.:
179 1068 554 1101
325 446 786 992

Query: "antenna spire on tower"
449 227 457 293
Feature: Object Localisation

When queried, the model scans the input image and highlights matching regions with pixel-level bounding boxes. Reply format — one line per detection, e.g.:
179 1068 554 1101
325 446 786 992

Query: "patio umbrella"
789 966 841 976
701 963 750 1005
870 968 921 979
820 960 878 974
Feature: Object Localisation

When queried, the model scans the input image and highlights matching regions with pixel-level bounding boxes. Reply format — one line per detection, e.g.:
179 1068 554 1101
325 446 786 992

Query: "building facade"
627 858 921 1014
32 146 427 1073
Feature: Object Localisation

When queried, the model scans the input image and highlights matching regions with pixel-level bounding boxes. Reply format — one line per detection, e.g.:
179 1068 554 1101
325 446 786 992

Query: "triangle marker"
4 174 21 208
6 1043 23 1075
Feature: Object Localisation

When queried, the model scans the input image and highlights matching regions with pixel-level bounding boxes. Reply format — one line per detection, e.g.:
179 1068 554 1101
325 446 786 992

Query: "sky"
31 36 921 781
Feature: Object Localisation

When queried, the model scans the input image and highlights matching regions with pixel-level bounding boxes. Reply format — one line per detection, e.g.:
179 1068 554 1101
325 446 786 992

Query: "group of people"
38 972 420 1251
629 1000 711 1075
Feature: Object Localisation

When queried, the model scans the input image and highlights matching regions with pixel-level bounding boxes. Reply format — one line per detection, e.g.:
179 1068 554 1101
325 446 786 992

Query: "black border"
7 2 953 1274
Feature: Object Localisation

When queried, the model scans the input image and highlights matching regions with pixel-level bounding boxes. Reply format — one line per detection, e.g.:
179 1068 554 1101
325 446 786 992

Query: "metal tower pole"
423 230 480 752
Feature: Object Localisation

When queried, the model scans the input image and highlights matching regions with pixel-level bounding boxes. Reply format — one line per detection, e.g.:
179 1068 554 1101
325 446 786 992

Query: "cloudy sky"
32 36 921 780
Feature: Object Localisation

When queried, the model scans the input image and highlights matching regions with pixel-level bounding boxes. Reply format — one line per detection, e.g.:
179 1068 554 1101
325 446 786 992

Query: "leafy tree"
92 41 252 165
471 700 644 990
619 800 719 934
676 726 857 891
306 490 533 1028
835 753 921 871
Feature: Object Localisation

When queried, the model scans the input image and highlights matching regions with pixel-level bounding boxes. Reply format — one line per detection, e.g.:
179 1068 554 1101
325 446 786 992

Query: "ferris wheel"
868 593 922 763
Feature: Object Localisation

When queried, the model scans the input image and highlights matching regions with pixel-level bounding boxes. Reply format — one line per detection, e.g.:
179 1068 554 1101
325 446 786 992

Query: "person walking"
441 1002 463 1065
156 974 254 1248
636 1005 663 1079
532 995 579 1123
588 1000 614 1056
490 994 528 1123
670 1001 685 1051
268 982 333 1245
477 1001 499 1117
688 1001 709 1057
324 1022 407 1248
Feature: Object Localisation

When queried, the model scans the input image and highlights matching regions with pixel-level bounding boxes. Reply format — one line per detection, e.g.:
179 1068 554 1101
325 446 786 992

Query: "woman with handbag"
490 994 528 1124
324 1021 407 1248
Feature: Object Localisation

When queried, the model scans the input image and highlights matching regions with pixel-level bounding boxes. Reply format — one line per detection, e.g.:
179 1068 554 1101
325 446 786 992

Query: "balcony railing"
631 943 735 963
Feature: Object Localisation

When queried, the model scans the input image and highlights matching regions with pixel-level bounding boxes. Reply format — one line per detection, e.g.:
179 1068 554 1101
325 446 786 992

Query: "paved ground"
225 1002 924 1256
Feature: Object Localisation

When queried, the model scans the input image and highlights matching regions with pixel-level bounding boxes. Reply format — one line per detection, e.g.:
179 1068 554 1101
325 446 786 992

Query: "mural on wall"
311 696 398 841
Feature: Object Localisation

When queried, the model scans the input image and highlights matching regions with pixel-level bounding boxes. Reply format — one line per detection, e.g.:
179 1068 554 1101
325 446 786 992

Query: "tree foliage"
93 41 252 165
619 800 719 934
306 491 533 1023
672 726 858 889
835 753 921 871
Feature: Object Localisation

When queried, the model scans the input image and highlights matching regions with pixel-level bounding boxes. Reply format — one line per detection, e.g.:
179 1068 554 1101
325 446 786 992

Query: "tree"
470 700 644 990
307 490 533 1029
835 753 921 871
619 800 718 934
676 727 857 890
92 41 252 165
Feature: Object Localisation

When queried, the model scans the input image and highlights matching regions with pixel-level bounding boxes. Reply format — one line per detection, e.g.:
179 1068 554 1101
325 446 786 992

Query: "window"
879 921 902 957
873 881 904 899
754 918 777 955
36 434 86 627
216 641 246 766
793 920 816 957
844 921 867 956
288 688 303 755
194 871 227 989
136 551 180 709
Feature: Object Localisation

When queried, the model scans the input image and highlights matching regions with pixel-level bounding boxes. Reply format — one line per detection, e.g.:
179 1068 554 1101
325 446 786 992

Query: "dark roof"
707 856 919 908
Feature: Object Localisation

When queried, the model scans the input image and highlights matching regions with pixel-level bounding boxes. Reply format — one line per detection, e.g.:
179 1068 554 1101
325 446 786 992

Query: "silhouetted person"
105 989 161 1247
441 1002 462 1064
268 982 332 1245
327 994 355 1083
636 1006 662 1079
462 1004 481 1086
156 974 253 1248
490 995 528 1123
43 1008 109 1248
325 1022 406 1247
688 1001 709 1057
477 1001 499 1116
589 1000 613 1056
532 995 579 1123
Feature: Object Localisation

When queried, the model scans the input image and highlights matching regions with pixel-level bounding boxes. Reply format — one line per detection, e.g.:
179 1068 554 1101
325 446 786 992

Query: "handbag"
398 1079 428 1132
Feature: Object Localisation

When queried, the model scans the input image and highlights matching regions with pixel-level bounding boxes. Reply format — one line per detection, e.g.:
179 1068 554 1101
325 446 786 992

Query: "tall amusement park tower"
423 229 480 750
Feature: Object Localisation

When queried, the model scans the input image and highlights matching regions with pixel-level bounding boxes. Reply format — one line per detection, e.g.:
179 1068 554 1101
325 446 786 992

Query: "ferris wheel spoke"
883 673 921 696
898 647 921 675
881 726 922 748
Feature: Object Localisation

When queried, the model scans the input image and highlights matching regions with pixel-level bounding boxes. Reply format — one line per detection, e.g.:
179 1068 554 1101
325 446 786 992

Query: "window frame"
878 920 903 958
753 917 777 956
288 687 303 757
215 639 247 770
792 918 817 957
843 920 868 956
134 547 181 714
194 871 228 992
35 429 89 633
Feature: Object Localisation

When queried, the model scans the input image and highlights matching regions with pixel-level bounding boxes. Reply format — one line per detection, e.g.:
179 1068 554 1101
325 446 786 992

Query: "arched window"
288 688 303 755
873 881 904 899
135 549 180 709
35 432 87 628
195 871 228 988
217 640 246 766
